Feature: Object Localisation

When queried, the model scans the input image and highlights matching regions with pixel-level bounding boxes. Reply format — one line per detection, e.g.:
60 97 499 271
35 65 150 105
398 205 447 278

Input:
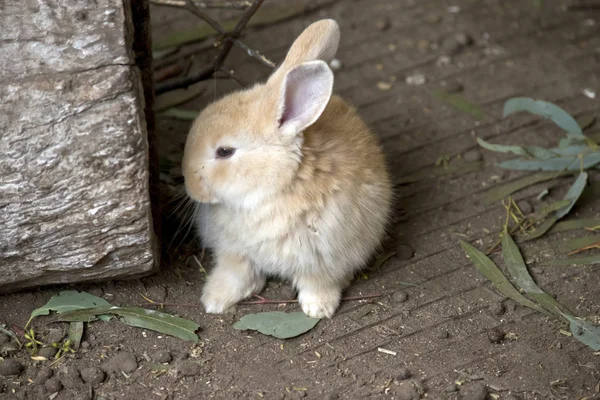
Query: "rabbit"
182 19 393 318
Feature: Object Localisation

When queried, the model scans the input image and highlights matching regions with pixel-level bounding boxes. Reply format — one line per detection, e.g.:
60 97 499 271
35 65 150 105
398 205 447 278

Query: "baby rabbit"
182 19 392 318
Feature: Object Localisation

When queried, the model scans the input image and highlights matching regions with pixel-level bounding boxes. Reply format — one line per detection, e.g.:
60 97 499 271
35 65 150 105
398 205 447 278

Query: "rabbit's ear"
276 60 334 136
268 19 340 86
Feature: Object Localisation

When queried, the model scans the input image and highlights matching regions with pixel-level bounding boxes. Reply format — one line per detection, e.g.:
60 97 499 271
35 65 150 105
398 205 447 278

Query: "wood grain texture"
0 0 158 292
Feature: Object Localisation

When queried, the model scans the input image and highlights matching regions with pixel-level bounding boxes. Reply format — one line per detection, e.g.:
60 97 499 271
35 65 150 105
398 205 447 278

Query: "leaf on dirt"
556 172 588 219
484 171 571 204
233 312 320 339
498 153 600 171
432 90 486 120
541 255 600 266
566 315 600 351
396 161 482 185
537 188 549 200
501 233 569 317
503 97 583 135
552 219 600 232
459 241 547 315
158 108 199 120
56 306 200 343
520 216 559 242
477 138 556 159
68 322 84 350
557 236 600 253
28 291 112 327
0 324 21 347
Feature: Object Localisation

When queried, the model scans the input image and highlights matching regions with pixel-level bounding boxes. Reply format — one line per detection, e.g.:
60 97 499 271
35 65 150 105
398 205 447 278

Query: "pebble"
463 149 483 162
395 381 419 400
395 368 412 381
459 382 488 400
375 18 391 31
396 244 415 260
517 200 533 214
38 346 58 359
437 329 450 339
0 358 23 376
444 382 458 392
178 360 203 377
0 332 10 345
490 302 505 316
377 81 392 91
101 352 138 374
323 394 339 400
329 59 342 71
45 329 66 345
405 73 426 86
34 367 54 385
80 367 105 385
488 328 504 344
391 291 409 304
152 350 172 364
80 341 90 349
59 366 84 389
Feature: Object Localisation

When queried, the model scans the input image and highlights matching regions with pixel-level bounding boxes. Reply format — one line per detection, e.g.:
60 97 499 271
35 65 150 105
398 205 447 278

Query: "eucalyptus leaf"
233 312 320 339
537 188 549 200
552 219 600 232
433 90 486 120
459 241 547 315
519 216 558 242
484 171 570 204
502 233 569 317
542 255 600 266
557 236 600 253
556 172 588 219
28 291 112 327
476 138 530 157
503 98 583 135
498 153 600 171
566 315 600 351
57 306 200 343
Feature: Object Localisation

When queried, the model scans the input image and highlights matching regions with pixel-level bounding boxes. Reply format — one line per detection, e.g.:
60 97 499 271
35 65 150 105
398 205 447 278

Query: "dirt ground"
1 0 600 399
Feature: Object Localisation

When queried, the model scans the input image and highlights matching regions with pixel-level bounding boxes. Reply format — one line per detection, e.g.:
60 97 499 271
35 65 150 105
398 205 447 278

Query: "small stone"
445 382 458 392
459 382 488 400
377 81 392 91
74 10 87 20
0 358 23 376
392 291 408 304
517 200 533 215
80 341 90 349
395 381 419 400
375 18 391 31
178 360 202 377
455 33 474 46
80 367 105 385
101 352 138 374
38 346 58 359
396 244 414 260
463 149 483 162
437 330 450 339
59 366 84 389
490 302 505 316
329 59 342 71
152 350 172 364
395 368 412 381
0 333 10 345
323 394 339 400
45 329 65 345
34 367 54 385
488 328 504 344
405 73 426 86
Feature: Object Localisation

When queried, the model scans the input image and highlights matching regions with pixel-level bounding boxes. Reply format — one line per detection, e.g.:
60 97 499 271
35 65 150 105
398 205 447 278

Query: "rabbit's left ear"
276 60 334 136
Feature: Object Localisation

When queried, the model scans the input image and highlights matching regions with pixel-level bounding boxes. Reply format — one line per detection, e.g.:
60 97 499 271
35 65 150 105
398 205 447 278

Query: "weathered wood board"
0 0 158 292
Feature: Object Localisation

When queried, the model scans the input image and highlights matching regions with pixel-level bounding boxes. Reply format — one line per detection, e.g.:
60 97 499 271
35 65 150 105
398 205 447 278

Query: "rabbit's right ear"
275 60 334 137
268 19 340 86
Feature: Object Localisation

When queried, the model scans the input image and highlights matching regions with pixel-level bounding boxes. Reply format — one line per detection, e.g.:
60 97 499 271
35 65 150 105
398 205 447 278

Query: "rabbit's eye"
216 147 235 159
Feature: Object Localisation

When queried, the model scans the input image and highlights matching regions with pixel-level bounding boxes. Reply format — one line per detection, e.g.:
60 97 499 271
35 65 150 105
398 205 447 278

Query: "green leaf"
68 322 84 350
158 108 199 120
566 315 600 351
556 235 600 253
552 219 600 232
501 233 569 318
233 312 320 339
484 171 571 204
477 138 557 159
432 90 486 120
28 291 112 327
56 306 200 343
503 98 583 135
0 324 21 347
459 241 548 315
520 216 559 242
541 255 600 266
556 172 588 219
498 153 600 171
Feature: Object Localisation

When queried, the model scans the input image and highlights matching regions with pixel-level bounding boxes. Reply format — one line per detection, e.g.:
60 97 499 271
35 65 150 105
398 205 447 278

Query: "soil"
2 0 600 399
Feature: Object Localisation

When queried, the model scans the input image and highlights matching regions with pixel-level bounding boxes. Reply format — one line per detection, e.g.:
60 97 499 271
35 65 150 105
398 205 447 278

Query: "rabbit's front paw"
298 289 340 319
201 268 265 314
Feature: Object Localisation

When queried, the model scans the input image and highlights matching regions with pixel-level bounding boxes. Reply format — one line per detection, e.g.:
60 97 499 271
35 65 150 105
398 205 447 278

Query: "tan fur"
182 20 393 318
